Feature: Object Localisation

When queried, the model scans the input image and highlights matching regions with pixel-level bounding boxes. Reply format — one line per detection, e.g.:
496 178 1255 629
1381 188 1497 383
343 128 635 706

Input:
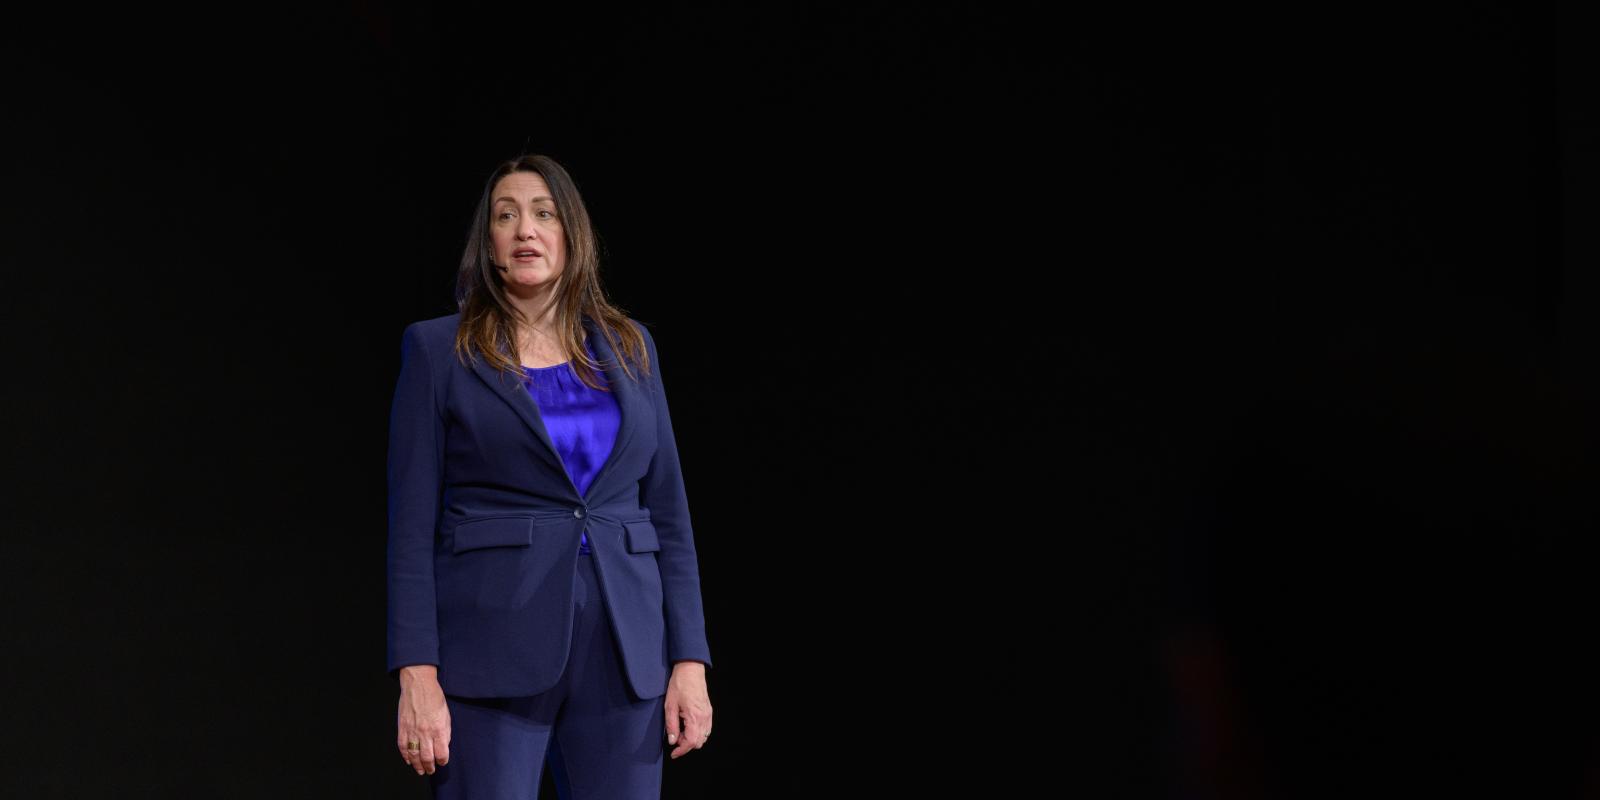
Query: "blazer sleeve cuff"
667 643 712 670
386 646 441 680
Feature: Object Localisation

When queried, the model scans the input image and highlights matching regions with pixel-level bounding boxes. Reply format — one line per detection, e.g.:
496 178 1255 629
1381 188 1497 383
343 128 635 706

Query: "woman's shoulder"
616 315 652 343
403 312 462 343
394 313 462 371
584 314 653 349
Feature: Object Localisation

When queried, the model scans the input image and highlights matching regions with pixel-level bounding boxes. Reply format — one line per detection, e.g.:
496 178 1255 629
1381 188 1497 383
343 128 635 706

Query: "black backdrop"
4 2 1596 797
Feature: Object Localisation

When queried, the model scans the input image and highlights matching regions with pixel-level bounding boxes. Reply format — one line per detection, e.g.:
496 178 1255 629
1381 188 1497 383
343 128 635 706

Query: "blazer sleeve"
386 322 444 679
634 321 714 670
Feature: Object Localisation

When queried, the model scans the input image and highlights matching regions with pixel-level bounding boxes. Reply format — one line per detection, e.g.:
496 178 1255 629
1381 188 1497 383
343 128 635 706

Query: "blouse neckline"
522 332 593 372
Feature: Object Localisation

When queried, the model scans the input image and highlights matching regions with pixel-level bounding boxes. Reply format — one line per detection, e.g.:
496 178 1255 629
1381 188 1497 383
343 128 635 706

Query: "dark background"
3 2 1595 796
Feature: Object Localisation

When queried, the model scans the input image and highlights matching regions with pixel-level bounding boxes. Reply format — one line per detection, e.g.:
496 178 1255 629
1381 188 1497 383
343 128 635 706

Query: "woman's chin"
501 275 561 295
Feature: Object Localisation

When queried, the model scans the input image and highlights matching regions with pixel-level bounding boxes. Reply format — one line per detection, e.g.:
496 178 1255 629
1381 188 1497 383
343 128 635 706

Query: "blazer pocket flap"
452 516 535 554
623 519 660 553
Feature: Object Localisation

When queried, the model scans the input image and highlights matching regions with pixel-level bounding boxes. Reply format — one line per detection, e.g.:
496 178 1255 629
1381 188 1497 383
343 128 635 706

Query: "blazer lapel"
467 315 640 501
580 318 639 499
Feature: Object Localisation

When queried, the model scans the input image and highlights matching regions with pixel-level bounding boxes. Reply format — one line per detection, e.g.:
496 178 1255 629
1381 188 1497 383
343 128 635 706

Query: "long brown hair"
451 154 650 391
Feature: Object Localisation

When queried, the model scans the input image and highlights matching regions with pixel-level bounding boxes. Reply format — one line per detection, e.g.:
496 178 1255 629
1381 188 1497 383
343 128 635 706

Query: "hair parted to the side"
451 153 650 391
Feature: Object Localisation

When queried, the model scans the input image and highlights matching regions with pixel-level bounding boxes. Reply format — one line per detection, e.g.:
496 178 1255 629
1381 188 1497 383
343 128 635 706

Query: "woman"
386 154 713 798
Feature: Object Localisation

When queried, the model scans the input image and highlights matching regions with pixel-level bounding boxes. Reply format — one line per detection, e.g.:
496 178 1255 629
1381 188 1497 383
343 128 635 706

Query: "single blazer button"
574 508 586 518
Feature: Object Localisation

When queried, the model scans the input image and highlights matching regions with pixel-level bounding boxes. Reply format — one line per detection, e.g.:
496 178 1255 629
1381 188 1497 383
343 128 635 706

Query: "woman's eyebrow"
493 195 555 204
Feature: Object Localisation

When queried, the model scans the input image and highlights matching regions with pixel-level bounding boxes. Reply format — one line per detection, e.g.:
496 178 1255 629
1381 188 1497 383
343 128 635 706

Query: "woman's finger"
399 726 419 770
664 696 680 746
417 735 436 775
433 725 451 768
397 706 420 767
670 710 701 758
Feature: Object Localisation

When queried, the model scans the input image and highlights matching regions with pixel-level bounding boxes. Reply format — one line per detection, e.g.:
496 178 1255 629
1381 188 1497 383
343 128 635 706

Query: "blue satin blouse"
521 336 621 555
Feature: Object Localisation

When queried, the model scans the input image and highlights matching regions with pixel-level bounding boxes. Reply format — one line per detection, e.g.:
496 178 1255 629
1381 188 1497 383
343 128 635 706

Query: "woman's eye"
498 212 514 220
537 210 554 219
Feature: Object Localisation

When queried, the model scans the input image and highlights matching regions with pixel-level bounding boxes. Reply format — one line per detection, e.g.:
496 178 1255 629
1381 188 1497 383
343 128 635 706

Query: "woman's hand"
397 665 451 775
664 661 712 759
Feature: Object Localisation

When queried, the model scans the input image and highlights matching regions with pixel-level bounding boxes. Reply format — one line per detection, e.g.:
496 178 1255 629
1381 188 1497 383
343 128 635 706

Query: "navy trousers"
430 549 666 799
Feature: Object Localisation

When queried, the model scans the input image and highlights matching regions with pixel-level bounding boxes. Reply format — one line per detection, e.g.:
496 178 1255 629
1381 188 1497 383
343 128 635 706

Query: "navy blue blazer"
386 312 713 700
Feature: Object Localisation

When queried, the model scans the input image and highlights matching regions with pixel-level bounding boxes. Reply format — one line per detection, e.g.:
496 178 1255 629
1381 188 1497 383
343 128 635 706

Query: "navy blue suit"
386 312 713 702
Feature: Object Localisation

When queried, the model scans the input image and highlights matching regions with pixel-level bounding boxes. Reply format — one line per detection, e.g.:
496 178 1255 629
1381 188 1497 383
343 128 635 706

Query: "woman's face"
489 171 567 293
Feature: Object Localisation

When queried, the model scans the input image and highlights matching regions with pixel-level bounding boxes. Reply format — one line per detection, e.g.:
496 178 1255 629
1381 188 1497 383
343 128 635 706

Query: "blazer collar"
467 315 641 501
